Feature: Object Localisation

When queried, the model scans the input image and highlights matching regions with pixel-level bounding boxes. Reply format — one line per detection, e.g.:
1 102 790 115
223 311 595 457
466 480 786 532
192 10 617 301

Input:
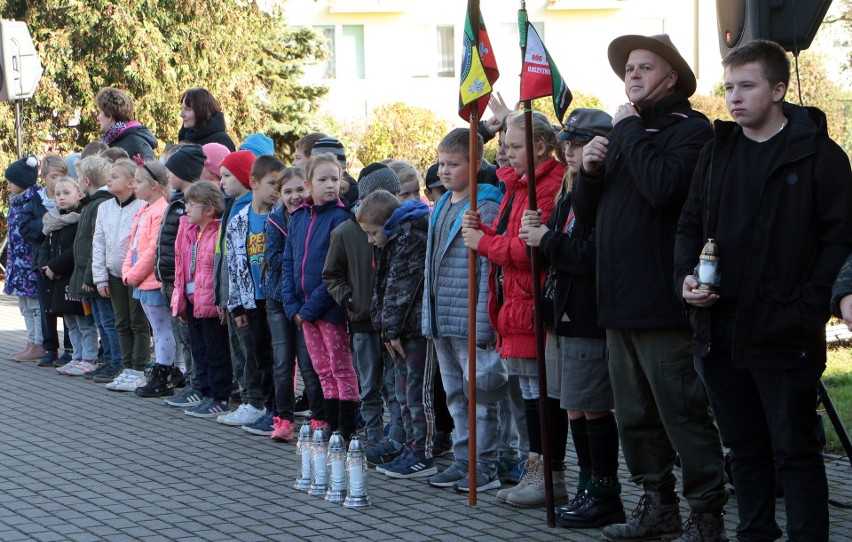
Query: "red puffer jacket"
477 157 564 359
172 216 221 319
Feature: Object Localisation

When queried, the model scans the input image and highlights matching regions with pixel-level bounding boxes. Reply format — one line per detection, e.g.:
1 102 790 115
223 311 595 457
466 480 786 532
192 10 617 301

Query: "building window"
314 25 364 80
437 25 455 77
340 25 366 79
316 26 336 79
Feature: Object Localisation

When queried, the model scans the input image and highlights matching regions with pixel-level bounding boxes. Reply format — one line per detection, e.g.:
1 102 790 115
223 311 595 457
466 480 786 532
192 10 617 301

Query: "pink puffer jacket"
122 197 167 291
172 216 221 319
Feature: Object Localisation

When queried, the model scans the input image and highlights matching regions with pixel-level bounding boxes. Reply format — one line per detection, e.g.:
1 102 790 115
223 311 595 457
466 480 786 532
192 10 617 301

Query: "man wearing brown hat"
572 34 728 541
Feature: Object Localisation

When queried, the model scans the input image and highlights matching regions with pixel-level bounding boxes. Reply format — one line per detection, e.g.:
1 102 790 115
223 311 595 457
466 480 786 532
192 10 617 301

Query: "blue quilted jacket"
422 184 503 343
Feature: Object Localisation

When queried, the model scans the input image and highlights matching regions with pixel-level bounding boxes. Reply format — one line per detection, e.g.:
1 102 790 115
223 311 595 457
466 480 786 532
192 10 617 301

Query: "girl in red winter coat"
462 110 566 507
171 180 232 418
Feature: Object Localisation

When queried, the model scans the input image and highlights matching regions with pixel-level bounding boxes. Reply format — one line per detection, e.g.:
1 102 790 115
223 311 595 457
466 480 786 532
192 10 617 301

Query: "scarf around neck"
102 120 142 145
42 206 81 235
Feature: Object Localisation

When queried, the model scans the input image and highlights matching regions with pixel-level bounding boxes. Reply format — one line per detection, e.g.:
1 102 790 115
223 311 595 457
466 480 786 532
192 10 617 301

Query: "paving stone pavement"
0 293 849 541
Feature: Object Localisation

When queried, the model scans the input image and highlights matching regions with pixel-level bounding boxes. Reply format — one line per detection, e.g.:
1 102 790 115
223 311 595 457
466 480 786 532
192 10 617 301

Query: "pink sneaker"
270 417 295 442
310 419 329 434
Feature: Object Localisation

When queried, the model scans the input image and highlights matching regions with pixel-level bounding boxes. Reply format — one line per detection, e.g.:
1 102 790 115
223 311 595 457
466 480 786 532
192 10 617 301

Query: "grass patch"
822 345 852 454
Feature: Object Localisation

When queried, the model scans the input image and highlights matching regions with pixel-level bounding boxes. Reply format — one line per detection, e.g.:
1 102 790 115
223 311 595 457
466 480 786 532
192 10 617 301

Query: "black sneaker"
92 363 124 383
294 393 311 418
135 365 174 398
432 431 453 458
37 350 58 367
86 362 113 380
365 438 403 466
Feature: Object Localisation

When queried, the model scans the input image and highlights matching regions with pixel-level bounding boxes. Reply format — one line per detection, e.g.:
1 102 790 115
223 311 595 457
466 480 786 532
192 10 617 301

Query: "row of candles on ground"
294 424 371 508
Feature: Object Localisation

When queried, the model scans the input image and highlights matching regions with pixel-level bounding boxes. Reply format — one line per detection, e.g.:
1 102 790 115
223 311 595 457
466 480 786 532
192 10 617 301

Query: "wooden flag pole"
467 0 481 507
467 101 479 507
522 100 555 527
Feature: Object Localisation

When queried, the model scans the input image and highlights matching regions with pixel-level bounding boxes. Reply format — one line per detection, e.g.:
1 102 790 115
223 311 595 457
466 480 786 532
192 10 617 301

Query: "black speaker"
717 0 834 57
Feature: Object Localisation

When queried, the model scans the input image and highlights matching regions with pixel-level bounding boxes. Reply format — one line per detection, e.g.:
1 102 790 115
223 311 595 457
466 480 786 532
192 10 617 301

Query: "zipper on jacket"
301 206 316 303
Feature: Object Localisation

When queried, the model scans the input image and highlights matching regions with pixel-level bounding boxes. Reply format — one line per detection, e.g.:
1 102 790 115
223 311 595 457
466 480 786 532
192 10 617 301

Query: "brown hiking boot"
673 512 729 542
601 491 682 541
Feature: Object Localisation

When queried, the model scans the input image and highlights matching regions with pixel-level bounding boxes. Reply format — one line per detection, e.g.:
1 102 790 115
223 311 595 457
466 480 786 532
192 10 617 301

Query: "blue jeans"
91 296 121 364
352 330 403 442
498 375 527 455
695 351 828 542
266 299 321 421
433 336 500 468
64 314 99 360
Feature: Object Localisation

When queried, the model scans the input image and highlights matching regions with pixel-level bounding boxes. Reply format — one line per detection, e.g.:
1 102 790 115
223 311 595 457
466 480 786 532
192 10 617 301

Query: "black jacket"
573 91 712 329
110 125 157 161
178 112 236 151
675 103 852 368
155 190 186 283
37 212 82 315
539 191 605 340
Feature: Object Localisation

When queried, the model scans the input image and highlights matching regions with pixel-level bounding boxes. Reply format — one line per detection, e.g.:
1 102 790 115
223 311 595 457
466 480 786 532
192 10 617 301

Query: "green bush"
357 103 451 174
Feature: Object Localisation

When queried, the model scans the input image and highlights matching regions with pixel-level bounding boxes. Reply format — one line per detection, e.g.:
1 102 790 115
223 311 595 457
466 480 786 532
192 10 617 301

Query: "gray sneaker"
165 385 203 408
91 363 123 383
454 465 501 493
428 462 468 488
602 492 682 541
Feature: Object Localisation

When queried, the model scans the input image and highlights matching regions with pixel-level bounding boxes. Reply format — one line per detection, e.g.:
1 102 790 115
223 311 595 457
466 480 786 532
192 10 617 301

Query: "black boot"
135 365 174 398
324 398 340 432
171 367 186 388
557 476 626 529
337 400 359 441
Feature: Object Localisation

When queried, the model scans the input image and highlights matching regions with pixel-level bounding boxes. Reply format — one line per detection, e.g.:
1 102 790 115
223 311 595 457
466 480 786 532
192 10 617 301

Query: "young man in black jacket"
573 34 727 541
676 40 852 542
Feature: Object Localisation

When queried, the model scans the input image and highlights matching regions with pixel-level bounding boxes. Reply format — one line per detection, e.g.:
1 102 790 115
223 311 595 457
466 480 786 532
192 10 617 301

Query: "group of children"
3 98 626 530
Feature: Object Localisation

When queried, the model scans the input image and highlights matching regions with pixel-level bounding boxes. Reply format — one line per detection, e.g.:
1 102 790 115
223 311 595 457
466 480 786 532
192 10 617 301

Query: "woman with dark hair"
95 87 158 161
178 88 236 151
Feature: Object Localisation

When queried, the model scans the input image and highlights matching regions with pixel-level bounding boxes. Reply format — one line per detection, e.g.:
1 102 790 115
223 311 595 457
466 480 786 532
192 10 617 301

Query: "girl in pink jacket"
172 181 232 418
123 160 172 398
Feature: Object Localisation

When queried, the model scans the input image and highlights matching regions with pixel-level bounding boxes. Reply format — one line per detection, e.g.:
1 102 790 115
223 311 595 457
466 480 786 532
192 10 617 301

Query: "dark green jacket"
69 189 114 298
323 215 375 333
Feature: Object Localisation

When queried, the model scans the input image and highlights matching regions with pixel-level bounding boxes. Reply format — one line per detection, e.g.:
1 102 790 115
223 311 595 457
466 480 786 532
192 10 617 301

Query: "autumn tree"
0 0 326 161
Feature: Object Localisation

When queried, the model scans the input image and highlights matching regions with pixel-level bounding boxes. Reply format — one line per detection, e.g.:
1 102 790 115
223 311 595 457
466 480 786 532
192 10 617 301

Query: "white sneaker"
64 361 97 377
56 360 81 375
111 369 146 392
105 369 133 390
217 404 265 426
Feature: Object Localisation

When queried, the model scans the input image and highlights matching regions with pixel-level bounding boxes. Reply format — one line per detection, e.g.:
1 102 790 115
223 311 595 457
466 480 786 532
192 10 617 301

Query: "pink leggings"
301 320 359 401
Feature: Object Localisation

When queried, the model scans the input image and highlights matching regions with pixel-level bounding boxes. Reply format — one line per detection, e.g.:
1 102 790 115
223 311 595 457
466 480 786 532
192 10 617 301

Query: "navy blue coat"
282 197 350 323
